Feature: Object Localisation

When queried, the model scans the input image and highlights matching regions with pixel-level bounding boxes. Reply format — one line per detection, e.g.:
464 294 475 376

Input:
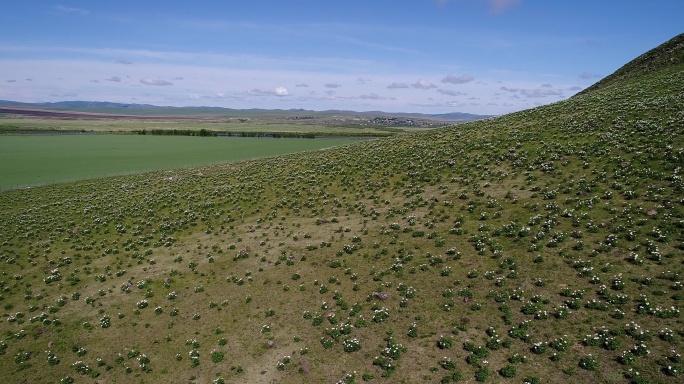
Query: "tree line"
136 129 391 138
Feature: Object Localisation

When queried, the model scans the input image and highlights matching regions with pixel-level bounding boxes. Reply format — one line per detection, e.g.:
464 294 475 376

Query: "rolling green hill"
0 34 682 383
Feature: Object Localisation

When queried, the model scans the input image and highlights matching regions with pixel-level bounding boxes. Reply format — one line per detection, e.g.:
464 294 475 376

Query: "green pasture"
0 134 359 189
0 116 416 135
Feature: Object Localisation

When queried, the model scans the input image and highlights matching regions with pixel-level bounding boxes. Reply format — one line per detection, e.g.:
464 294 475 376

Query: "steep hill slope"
0 36 682 383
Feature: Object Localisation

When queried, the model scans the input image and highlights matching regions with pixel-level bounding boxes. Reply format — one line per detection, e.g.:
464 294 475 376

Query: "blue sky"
1 1 682 114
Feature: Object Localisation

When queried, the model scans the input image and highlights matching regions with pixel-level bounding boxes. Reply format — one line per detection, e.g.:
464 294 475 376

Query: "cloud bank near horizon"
3 0 675 114
0 49 585 114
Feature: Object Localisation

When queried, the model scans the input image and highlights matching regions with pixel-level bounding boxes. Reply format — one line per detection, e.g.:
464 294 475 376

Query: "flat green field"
0 115 420 135
0 134 359 189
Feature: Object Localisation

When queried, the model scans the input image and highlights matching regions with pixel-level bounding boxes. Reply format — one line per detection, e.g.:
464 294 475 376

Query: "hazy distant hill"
0 99 492 121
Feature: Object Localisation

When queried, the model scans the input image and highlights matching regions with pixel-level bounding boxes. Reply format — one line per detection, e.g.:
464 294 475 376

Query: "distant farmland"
0 134 359 189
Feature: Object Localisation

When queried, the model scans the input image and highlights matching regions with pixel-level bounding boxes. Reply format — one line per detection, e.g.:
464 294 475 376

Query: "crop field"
0 112 434 136
0 35 682 384
0 117 407 135
0 135 360 190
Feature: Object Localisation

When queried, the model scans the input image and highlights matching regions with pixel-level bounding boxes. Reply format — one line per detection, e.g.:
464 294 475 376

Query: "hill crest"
577 32 684 96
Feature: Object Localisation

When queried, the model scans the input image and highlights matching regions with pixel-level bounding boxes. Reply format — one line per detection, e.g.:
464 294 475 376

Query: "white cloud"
488 0 520 14
520 89 563 98
248 87 290 97
204 92 244 101
274 87 289 96
500 85 563 98
441 74 474 84
437 89 466 96
49 91 79 98
579 71 601 79
325 83 341 88
247 89 271 96
435 0 520 13
359 93 384 100
116 60 133 65
411 79 436 89
387 82 409 89
140 78 173 86
54 5 89 16
0 45 579 115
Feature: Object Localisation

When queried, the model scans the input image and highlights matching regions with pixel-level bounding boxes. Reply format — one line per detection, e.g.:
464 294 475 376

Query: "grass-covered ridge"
0 35 682 383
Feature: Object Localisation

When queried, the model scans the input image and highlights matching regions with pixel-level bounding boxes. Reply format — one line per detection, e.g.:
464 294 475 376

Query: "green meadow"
0 135 359 189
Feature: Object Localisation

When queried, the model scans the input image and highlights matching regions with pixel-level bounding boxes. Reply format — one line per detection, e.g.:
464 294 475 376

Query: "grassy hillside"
0 35 682 383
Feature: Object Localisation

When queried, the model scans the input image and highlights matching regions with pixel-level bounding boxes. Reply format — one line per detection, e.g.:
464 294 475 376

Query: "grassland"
0 116 415 136
0 34 682 384
0 135 360 190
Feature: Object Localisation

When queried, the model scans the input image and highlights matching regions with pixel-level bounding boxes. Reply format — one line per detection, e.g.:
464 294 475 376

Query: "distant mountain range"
0 100 493 122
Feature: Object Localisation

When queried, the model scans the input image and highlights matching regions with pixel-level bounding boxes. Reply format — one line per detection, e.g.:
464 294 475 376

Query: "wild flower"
436 335 453 349
71 360 96 376
578 354 598 370
660 328 676 342
343 338 362 353
44 269 62 284
664 364 683 377
188 349 200 367
336 372 357 384
46 350 60 365
632 342 650 356
627 252 643 265
508 353 527 364
530 341 547 354
372 307 389 323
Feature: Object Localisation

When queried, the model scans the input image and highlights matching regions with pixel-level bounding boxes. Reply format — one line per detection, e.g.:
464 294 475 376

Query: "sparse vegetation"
0 34 682 383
